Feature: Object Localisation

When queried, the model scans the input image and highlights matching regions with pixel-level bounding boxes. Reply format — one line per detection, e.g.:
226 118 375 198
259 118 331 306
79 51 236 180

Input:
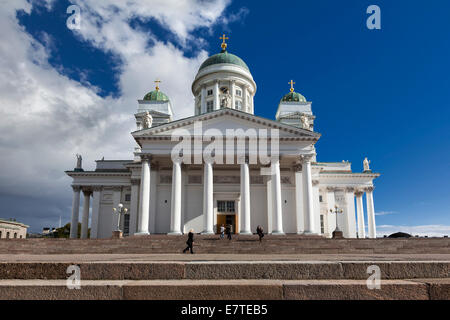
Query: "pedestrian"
183 229 195 254
220 224 225 239
226 224 232 240
256 225 264 243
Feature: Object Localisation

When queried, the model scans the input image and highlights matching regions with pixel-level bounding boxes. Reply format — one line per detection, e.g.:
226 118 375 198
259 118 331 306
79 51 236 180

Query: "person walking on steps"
256 225 264 243
183 229 195 254
220 224 225 240
226 224 232 241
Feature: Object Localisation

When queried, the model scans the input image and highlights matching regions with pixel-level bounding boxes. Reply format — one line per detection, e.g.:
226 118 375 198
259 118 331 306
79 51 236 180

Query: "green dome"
199 50 249 71
281 91 307 103
143 90 169 102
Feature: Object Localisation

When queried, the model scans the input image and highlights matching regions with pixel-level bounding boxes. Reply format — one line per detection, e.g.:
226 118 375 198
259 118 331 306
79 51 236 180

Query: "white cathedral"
66 37 380 240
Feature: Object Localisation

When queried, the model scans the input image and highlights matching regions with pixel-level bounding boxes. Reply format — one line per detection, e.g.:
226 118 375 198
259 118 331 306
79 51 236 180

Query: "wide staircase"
1 236 448 299
1 234 449 254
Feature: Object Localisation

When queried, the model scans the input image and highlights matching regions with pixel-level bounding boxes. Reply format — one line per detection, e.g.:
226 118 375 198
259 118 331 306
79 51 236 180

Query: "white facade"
66 45 380 239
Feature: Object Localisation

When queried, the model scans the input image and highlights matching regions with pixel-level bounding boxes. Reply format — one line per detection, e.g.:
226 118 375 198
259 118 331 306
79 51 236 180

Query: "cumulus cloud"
0 0 238 231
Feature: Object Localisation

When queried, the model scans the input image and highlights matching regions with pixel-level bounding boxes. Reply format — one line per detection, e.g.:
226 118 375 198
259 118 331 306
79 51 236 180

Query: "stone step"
0 236 449 254
0 279 448 300
1 261 448 280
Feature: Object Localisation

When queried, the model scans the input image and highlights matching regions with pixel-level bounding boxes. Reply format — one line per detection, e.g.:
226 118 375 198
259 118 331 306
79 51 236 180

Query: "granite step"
0 261 449 280
0 279 448 300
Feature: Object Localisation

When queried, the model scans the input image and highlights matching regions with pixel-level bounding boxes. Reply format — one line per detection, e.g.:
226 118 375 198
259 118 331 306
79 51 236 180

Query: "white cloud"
375 210 396 216
377 224 450 237
0 0 239 230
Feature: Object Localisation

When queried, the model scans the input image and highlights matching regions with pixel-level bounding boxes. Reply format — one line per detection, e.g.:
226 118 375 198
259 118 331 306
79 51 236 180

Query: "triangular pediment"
132 108 320 140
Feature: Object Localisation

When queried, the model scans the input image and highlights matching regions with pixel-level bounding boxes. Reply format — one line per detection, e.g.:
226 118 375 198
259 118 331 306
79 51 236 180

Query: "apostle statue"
143 111 153 129
74 154 83 171
221 93 231 108
363 157 371 172
300 114 310 130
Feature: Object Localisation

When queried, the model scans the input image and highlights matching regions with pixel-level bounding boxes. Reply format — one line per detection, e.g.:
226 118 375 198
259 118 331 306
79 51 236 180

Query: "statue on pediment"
143 111 153 129
363 157 371 172
220 93 232 108
300 114 310 130
74 154 83 171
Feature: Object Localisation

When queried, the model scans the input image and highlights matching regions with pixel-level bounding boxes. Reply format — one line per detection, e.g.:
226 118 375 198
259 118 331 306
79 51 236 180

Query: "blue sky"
0 0 449 235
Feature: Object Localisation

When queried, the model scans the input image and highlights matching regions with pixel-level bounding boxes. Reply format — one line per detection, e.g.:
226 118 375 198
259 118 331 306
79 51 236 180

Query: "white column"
294 165 304 234
81 189 92 239
136 156 151 235
129 180 140 235
90 186 102 239
266 175 273 233
239 160 251 234
201 85 206 114
213 81 220 110
243 86 248 112
302 155 316 234
272 159 284 235
169 159 182 235
202 160 214 234
231 80 236 110
365 187 377 238
70 186 81 238
355 190 366 238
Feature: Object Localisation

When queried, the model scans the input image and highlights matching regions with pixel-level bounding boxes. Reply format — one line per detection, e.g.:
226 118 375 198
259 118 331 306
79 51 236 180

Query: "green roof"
143 90 169 102
281 91 307 103
199 49 249 71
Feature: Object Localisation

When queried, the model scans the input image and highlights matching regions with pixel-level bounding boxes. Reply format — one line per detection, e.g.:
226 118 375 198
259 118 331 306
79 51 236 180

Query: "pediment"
132 109 320 140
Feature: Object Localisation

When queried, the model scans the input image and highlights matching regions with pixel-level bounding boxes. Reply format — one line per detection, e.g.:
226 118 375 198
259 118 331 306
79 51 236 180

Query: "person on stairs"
183 229 195 254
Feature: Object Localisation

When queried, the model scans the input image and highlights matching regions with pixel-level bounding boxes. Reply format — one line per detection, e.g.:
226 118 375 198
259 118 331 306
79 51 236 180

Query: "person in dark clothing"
183 229 195 254
226 224 232 240
256 225 264 243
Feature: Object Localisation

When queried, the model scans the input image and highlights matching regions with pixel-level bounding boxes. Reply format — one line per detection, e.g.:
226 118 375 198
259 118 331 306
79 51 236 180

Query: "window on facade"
14 233 17 238
6 232 9 239
0 231 2 238
125 194 131 202
206 100 214 112
207 89 213 96
123 214 130 235
319 195 323 202
235 100 242 110
235 89 242 97
217 201 235 212
320 215 324 234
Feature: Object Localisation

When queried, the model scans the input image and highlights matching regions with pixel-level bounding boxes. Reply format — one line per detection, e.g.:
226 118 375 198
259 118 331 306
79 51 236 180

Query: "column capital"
299 153 315 163
364 186 375 193
293 164 302 172
71 185 81 192
140 154 152 161
345 186 356 193
312 180 320 186
82 188 93 196
131 179 140 185
354 190 364 197
92 186 103 192
326 186 337 192
112 186 122 192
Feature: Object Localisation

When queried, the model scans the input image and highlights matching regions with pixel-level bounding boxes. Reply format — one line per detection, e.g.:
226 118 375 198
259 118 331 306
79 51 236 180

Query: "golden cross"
219 34 229 50
154 79 161 91
289 80 295 92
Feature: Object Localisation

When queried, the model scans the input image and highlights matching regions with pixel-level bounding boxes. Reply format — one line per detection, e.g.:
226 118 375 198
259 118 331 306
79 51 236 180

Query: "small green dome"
281 91 307 103
199 50 249 71
143 90 169 102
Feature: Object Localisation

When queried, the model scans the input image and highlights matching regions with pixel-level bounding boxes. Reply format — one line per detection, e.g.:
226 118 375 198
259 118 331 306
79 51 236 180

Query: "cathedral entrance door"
216 200 237 234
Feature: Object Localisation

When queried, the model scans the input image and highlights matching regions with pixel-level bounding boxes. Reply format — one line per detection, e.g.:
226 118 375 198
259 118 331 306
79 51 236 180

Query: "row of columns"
70 186 102 239
355 187 377 238
199 80 251 113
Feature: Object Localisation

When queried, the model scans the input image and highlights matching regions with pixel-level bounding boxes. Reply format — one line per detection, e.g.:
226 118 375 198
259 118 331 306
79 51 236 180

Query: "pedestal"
112 230 123 239
332 230 344 239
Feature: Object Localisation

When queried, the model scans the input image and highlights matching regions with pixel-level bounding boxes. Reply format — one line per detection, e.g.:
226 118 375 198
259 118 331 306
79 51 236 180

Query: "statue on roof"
143 111 153 129
75 154 82 171
300 114 310 130
363 157 371 172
